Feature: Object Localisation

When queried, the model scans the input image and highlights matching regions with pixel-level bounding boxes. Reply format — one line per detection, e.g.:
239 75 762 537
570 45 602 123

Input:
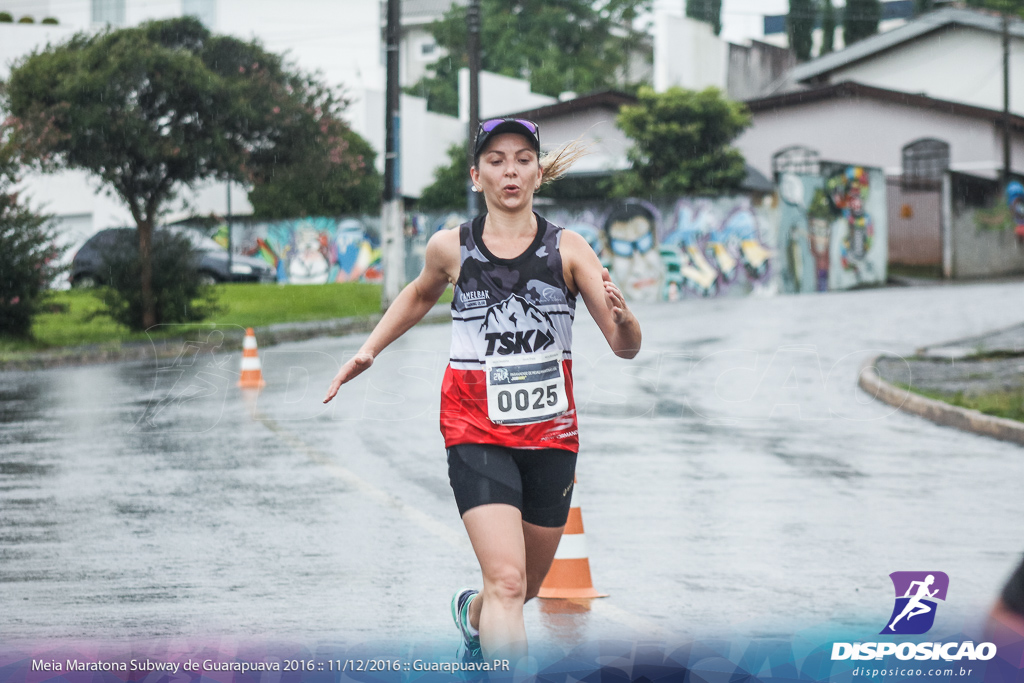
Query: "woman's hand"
323 353 374 404
602 267 630 325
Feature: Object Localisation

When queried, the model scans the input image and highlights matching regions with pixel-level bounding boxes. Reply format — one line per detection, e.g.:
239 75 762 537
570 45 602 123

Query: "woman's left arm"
562 230 642 359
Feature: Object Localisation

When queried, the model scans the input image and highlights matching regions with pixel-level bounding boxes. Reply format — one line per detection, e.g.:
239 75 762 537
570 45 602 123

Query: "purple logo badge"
881 571 949 635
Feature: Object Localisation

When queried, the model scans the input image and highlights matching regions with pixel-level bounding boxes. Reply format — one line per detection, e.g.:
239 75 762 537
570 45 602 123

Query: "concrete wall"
727 40 796 101
735 94 1024 181
533 106 631 174
458 69 557 122
653 11 728 93
826 25 1024 118
949 176 1024 278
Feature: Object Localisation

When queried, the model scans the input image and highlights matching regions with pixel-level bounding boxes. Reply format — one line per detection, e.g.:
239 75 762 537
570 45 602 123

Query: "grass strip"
893 381 1024 423
2 282 451 355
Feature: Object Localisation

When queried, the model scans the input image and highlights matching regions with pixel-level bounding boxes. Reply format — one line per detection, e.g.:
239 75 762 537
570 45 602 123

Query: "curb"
0 306 451 372
859 354 1024 446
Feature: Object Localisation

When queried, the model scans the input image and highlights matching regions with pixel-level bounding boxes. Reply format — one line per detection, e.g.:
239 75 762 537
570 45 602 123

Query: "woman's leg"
467 520 564 630
461 503 529 660
523 520 565 601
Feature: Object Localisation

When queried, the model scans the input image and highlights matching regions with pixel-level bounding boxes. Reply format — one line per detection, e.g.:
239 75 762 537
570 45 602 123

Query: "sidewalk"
865 322 1024 445
0 304 452 372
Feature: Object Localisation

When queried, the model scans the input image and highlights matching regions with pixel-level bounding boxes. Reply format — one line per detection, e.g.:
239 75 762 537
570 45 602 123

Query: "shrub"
0 194 63 338
17 15 34 23
41 17 58 24
0 12 13 22
96 229 222 331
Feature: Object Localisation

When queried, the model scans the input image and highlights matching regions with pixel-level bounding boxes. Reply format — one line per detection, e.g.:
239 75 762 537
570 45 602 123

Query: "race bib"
485 350 568 425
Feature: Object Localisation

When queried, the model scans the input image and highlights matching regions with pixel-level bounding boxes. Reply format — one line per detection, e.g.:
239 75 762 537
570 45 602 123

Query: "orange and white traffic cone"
538 477 608 599
238 327 266 388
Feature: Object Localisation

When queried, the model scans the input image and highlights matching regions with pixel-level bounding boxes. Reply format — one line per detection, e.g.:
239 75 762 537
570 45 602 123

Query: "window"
902 138 949 188
91 0 125 25
772 145 820 176
182 0 216 28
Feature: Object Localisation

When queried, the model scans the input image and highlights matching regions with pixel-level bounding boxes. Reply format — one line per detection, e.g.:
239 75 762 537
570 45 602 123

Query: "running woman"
323 118 642 662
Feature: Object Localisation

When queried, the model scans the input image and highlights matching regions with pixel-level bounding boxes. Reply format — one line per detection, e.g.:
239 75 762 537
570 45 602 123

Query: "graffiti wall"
776 165 888 293
197 195 777 301
544 196 777 301
206 217 384 285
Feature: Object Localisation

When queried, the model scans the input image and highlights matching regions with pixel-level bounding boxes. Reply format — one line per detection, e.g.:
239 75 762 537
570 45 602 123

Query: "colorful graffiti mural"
1008 181 1024 241
547 197 775 301
195 195 777 300
209 218 383 285
777 165 887 293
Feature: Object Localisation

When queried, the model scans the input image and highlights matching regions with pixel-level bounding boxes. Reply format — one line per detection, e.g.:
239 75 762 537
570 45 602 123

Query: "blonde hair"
539 136 592 187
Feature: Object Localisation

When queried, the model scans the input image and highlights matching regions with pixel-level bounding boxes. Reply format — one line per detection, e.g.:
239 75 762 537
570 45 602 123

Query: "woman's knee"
483 565 527 605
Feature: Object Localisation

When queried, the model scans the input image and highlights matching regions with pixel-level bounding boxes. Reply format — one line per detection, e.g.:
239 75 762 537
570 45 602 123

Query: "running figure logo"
881 571 949 635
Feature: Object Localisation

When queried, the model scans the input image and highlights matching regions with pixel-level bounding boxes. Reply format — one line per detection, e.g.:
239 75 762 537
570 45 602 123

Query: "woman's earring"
472 186 481 193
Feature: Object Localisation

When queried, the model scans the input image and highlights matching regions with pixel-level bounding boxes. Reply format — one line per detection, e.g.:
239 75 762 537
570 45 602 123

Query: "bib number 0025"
485 350 568 425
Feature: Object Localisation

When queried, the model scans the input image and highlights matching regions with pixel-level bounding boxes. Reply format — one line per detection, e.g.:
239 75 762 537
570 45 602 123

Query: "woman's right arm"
323 228 459 403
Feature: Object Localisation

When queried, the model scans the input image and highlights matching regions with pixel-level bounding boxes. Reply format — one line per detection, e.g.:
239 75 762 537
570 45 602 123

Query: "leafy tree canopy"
686 0 722 35
3 16 376 327
407 0 652 116
417 142 469 211
821 0 837 56
788 0 816 61
844 0 881 45
0 128 62 338
964 0 1024 17
614 86 750 198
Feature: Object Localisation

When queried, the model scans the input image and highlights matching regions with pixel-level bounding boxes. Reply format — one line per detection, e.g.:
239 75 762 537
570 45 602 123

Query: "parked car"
69 227 275 287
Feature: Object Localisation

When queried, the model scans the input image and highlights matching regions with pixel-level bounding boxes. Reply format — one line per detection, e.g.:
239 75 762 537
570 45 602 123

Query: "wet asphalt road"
3 280 1024 649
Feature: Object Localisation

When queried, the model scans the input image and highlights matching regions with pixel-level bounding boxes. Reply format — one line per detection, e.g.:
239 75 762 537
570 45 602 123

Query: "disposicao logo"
830 571 997 663
881 571 949 635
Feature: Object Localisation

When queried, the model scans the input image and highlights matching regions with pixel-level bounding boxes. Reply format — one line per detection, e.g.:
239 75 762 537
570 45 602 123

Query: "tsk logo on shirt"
881 571 949 635
480 294 558 356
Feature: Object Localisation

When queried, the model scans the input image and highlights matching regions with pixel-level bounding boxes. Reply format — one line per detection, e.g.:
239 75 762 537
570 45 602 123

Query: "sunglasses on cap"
474 118 541 157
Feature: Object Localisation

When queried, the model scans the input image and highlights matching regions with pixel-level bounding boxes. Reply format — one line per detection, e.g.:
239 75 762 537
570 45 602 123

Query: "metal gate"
886 176 942 266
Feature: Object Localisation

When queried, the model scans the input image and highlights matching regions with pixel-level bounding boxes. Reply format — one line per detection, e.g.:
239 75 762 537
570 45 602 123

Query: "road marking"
257 412 675 639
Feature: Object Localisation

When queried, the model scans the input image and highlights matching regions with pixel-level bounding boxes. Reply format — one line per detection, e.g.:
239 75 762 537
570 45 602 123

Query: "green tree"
685 0 722 35
0 130 62 338
4 17 372 330
965 0 1024 17
248 111 381 219
788 0 816 61
913 0 934 14
821 0 837 55
417 142 469 211
614 86 750 198
844 0 881 45
407 0 651 116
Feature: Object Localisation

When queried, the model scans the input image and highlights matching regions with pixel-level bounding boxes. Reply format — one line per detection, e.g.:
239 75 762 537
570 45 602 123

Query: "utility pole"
226 182 233 277
382 0 404 310
1002 9 1012 184
466 0 481 216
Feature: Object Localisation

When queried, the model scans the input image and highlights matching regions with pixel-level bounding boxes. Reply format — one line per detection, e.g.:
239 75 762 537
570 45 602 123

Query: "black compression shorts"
446 443 577 528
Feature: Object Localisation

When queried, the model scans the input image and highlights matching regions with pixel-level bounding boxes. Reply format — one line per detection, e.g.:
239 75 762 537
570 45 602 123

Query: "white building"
737 7 1024 180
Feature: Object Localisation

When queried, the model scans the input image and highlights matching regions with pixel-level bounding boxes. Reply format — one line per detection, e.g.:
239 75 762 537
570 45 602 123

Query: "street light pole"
466 0 481 216
1002 9 1012 184
226 181 232 277
382 0 404 310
